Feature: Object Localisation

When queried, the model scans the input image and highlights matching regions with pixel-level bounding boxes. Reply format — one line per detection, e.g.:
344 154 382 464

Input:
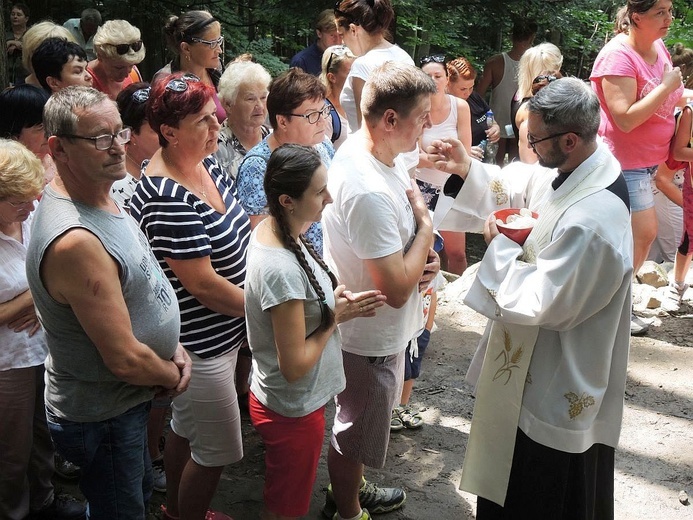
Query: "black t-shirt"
467 92 491 146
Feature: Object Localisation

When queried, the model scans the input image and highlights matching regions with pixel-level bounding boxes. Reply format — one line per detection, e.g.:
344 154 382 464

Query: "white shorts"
170 348 243 467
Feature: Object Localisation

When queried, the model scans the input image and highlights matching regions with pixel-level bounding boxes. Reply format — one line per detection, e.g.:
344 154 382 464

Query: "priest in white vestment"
429 78 632 520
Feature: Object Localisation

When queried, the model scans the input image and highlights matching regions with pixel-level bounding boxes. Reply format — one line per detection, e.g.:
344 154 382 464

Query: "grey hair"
527 77 600 140
218 61 271 105
44 86 110 137
80 8 102 25
361 62 437 125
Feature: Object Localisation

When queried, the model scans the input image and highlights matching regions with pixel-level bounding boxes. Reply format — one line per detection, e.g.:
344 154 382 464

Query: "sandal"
390 407 405 432
399 405 424 429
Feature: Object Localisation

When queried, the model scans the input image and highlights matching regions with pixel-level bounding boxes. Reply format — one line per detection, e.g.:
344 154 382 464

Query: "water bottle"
477 139 488 160
484 110 498 164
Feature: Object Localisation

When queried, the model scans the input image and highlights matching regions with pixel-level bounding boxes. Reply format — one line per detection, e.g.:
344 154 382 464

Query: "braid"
301 236 338 289
274 213 335 332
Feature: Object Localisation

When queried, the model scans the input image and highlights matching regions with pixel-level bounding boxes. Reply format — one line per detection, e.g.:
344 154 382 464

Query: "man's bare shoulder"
44 228 117 283
484 53 504 67
46 227 107 259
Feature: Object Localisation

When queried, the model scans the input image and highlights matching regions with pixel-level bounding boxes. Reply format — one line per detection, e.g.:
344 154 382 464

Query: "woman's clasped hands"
334 284 387 324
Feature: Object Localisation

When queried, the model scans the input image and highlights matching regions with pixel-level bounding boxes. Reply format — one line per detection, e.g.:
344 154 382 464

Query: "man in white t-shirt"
322 62 439 520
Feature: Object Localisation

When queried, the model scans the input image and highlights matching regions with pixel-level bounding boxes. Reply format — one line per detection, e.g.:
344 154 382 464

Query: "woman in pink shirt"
591 0 691 334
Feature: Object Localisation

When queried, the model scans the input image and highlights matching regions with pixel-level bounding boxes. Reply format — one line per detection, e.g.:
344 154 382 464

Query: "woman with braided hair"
244 144 386 520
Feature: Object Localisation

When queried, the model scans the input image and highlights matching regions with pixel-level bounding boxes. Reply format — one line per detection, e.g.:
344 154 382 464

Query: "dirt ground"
60 234 693 519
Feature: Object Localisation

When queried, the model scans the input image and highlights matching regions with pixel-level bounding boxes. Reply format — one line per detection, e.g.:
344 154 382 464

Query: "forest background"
1 0 692 89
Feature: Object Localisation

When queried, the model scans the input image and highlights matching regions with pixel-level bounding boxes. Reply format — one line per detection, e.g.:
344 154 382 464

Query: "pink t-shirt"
591 37 683 170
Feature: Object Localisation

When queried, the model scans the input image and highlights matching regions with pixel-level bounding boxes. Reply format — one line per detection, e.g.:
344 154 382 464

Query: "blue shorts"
623 166 657 212
404 329 431 381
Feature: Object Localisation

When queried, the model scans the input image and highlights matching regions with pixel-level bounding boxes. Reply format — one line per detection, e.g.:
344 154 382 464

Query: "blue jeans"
46 401 153 519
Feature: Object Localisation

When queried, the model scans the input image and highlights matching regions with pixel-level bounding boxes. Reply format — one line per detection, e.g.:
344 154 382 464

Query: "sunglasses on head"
131 87 151 103
533 74 558 84
109 40 143 55
326 45 352 71
165 73 200 93
420 54 446 66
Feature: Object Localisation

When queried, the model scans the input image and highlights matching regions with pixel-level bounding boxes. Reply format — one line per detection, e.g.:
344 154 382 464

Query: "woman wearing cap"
159 10 226 123
88 20 144 100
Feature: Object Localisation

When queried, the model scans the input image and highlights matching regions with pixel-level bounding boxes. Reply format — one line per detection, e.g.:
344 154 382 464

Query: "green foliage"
245 38 289 77
6 0 692 87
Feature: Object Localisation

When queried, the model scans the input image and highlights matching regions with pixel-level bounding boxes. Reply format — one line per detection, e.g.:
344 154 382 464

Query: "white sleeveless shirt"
417 94 458 187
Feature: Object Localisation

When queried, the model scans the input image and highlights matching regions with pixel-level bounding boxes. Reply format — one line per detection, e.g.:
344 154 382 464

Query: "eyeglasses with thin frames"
281 104 331 124
190 36 224 50
59 127 132 151
165 73 200 93
527 131 580 151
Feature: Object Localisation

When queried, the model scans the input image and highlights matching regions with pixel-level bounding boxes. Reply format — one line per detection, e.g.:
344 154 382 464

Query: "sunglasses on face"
420 54 446 66
131 87 151 103
533 74 558 84
165 73 201 93
190 36 224 50
108 40 143 55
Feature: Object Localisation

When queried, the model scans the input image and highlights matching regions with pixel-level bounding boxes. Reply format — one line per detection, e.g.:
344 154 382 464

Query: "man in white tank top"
476 20 536 164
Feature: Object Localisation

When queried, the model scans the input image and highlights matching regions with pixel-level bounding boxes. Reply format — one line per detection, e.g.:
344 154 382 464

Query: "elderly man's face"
526 112 569 169
59 100 127 184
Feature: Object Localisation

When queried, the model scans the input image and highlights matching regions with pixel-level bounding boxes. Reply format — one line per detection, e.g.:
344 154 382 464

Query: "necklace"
162 150 207 199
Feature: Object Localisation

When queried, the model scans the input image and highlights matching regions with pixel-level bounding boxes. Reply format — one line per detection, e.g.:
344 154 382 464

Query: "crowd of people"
1 0 692 519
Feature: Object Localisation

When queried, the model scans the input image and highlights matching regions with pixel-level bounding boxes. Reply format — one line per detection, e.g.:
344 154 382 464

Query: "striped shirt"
131 155 251 359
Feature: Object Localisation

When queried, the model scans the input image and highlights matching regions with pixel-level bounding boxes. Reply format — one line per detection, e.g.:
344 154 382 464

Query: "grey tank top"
26 185 180 422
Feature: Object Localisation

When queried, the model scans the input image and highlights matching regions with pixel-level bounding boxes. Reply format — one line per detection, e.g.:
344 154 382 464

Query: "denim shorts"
623 166 657 212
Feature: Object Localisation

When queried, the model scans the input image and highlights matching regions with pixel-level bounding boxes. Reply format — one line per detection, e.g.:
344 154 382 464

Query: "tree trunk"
0 6 8 89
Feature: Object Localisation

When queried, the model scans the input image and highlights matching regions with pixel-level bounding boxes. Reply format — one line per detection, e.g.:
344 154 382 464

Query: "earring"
290 208 294 215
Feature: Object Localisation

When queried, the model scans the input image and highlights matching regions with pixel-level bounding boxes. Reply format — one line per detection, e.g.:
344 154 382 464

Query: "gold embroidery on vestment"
564 392 595 419
492 329 524 385
489 179 509 205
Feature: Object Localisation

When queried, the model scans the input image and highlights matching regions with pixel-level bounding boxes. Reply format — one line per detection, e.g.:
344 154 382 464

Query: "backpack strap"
326 99 341 143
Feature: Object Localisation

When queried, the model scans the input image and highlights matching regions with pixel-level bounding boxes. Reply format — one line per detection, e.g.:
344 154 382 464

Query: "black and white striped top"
130 156 251 359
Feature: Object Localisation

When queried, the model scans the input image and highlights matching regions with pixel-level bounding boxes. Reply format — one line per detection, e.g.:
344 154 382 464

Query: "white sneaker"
152 457 166 492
